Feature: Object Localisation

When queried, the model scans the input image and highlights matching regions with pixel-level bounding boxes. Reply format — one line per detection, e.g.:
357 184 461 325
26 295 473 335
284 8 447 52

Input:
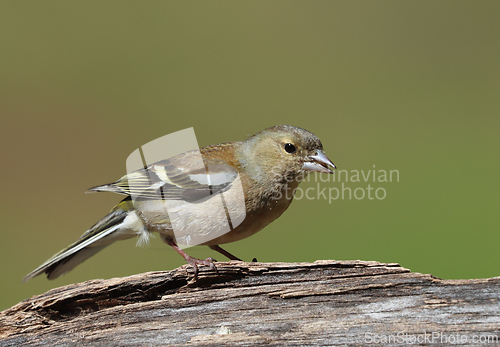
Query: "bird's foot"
185 255 217 277
165 239 217 277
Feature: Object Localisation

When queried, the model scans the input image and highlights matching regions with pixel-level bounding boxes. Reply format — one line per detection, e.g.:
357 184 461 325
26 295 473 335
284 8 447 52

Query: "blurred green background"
1 1 499 311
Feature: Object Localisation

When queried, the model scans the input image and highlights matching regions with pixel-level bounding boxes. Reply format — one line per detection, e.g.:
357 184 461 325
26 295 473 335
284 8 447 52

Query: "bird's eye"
284 143 296 153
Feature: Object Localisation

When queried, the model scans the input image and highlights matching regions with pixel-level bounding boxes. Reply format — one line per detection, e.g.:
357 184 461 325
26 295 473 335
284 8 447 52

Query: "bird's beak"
303 150 337 174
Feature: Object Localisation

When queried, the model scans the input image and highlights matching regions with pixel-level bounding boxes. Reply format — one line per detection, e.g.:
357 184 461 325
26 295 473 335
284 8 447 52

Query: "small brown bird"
23 125 336 282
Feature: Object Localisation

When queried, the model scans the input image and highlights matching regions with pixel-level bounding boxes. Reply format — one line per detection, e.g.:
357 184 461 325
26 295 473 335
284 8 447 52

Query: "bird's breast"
202 179 301 245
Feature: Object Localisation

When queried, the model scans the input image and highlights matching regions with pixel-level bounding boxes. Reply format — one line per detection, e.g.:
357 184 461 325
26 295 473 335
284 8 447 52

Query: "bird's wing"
88 153 239 202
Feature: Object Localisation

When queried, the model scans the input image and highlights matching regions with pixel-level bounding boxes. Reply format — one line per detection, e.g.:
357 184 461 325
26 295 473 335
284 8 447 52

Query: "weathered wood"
1 260 499 346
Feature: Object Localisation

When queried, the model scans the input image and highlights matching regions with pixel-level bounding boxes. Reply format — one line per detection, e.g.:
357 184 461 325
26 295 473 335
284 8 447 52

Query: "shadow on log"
1 260 499 346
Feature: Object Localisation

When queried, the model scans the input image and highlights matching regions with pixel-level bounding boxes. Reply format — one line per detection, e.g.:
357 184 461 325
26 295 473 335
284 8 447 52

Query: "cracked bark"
1 260 499 346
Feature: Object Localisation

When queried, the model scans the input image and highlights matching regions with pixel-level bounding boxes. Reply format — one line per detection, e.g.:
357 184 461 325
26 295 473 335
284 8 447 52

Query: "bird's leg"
165 239 217 277
209 245 243 261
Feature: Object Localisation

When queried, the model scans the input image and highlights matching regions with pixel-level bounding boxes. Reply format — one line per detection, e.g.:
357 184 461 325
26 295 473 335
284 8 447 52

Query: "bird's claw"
186 256 217 277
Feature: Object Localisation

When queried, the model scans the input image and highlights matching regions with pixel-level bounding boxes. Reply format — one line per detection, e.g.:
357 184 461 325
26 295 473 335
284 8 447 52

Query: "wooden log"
1 260 499 346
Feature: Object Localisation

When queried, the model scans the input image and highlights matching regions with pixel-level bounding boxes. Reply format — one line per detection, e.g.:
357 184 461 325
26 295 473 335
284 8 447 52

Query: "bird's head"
238 125 336 184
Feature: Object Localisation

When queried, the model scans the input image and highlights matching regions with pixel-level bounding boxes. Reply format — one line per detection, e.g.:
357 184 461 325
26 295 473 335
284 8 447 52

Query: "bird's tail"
22 198 136 282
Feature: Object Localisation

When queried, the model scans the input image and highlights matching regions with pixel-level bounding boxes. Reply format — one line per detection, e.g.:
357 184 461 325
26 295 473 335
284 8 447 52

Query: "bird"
23 125 336 282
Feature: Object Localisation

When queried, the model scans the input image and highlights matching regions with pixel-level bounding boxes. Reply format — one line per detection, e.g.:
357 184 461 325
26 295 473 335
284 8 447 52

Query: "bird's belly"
138 186 248 247
203 194 293 245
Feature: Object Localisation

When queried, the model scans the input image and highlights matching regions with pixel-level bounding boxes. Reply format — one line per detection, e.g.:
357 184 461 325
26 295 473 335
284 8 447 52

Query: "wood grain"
1 260 499 346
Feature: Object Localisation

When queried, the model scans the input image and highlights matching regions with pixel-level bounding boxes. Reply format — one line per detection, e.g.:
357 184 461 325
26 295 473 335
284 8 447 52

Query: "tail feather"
22 200 135 282
86 183 127 195
46 245 109 280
